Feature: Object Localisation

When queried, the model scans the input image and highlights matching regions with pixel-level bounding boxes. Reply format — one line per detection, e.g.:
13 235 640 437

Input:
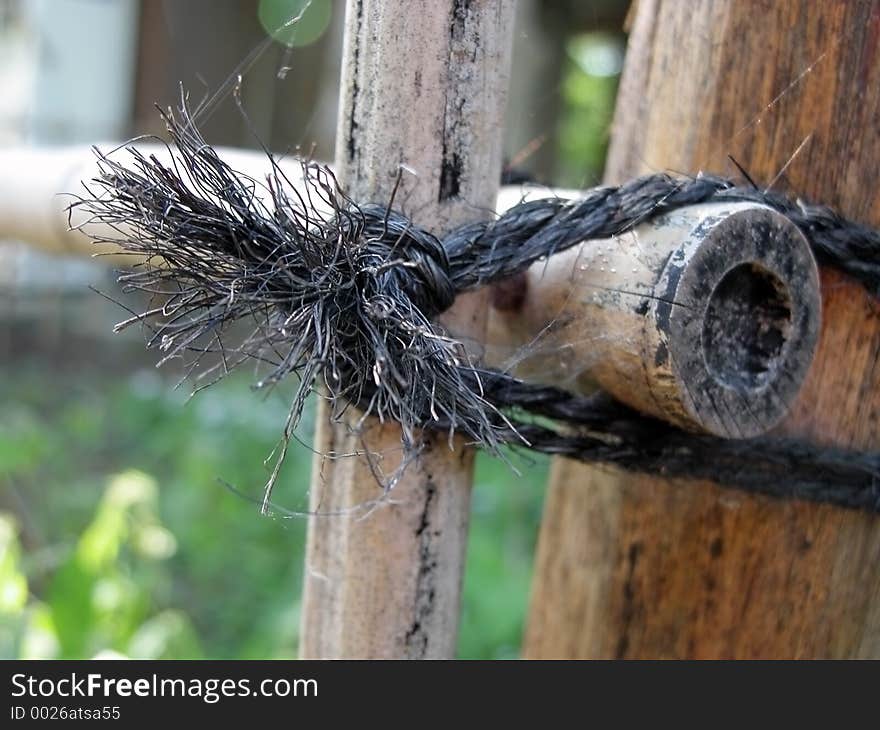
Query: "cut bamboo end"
488 201 822 438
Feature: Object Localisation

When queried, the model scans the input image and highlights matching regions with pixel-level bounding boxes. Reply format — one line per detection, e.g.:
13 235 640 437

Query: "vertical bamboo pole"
299 0 515 659
524 0 880 659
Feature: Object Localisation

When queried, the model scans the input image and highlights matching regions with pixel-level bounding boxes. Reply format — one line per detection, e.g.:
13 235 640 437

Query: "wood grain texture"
299 0 515 659
524 0 880 659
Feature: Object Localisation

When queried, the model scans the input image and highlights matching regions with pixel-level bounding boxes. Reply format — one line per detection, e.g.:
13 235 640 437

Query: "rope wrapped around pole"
72 106 880 512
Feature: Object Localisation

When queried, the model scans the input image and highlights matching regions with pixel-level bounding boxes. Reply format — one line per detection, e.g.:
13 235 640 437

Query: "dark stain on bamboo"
404 479 439 657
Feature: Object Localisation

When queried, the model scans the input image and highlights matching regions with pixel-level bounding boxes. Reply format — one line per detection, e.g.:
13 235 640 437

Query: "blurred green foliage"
556 33 623 187
0 365 547 659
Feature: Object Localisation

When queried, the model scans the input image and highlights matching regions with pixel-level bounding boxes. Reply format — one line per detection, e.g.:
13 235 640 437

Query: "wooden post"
299 0 515 659
524 0 880 659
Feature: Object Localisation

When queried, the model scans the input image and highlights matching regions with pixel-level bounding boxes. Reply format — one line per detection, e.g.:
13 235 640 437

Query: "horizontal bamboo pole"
1 148 823 438
0 145 561 257
0 144 311 259
487 201 822 437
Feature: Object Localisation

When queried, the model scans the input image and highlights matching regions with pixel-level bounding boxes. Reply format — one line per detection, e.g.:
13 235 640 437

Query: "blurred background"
0 0 627 659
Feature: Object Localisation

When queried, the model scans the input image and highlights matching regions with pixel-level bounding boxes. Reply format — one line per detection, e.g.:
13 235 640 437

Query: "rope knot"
353 203 455 316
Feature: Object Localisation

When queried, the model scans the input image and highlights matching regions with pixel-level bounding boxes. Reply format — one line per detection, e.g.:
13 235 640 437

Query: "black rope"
442 176 880 296
72 105 880 513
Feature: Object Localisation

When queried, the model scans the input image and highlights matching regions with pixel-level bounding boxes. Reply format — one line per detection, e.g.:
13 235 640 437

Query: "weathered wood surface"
524 0 880 659
299 0 515 659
